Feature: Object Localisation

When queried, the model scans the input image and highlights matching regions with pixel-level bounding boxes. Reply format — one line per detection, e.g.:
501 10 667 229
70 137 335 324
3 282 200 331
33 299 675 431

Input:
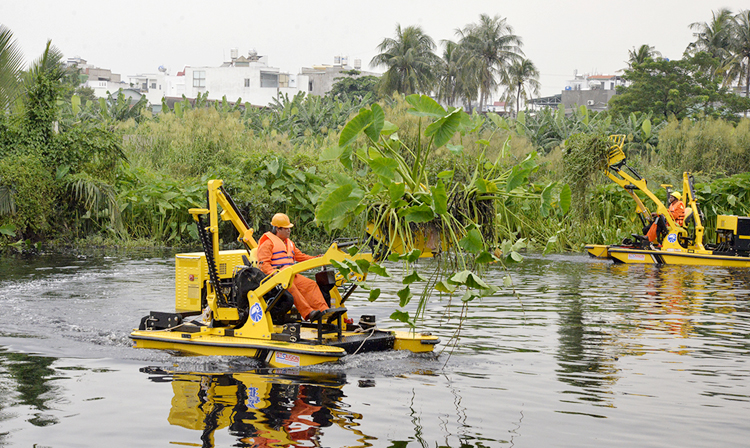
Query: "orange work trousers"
287 275 328 319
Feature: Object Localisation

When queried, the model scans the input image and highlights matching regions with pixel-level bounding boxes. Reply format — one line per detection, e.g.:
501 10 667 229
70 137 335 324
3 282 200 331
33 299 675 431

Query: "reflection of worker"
257 213 329 321
668 191 685 226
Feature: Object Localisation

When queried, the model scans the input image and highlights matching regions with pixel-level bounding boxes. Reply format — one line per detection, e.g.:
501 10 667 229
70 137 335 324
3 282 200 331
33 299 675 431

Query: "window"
279 74 289 88
309 80 313 91
150 82 156 89
193 71 206 88
244 78 250 87
260 72 278 88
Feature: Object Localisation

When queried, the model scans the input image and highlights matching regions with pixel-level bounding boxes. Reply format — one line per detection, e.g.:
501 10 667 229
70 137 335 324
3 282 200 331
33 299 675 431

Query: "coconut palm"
370 24 440 96
627 44 662 67
502 58 541 117
436 40 478 109
687 9 737 84
456 14 523 112
687 8 735 59
731 10 750 101
0 25 25 112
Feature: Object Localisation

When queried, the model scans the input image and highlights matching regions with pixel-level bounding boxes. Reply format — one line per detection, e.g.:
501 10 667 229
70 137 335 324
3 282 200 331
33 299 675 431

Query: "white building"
128 50 310 108
128 67 184 105
65 57 129 98
300 56 379 97
564 71 625 92
562 71 627 112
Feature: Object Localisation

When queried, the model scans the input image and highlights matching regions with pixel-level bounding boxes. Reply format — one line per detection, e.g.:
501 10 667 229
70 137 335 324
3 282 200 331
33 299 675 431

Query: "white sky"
1 0 745 97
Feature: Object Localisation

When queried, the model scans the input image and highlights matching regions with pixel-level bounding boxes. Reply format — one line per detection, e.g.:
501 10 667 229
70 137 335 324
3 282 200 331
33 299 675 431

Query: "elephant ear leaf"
425 108 463 149
405 94 446 118
364 103 385 142
559 184 572 214
339 108 373 148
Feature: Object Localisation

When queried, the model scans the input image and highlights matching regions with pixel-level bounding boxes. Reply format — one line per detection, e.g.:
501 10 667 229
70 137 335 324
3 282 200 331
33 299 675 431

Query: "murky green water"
0 251 748 447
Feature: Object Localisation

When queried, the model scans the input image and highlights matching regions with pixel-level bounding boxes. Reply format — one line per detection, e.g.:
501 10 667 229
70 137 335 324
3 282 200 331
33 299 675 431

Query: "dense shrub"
0 154 56 240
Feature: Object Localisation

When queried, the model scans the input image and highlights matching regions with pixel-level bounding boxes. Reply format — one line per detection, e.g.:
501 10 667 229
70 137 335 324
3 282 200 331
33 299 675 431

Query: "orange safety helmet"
271 213 294 228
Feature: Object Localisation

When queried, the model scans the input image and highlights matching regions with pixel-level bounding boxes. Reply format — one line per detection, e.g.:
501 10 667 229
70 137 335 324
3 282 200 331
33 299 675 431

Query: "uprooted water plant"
313 94 570 347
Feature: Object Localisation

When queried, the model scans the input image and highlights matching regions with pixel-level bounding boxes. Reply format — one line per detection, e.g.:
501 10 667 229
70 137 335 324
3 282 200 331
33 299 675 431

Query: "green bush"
0 154 56 239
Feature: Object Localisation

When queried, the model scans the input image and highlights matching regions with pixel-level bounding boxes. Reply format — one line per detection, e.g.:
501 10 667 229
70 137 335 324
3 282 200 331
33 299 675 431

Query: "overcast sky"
0 0 743 97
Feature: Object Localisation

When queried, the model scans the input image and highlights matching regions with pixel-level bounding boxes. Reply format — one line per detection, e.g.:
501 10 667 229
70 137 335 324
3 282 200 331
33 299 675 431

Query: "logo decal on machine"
274 352 300 366
249 303 263 323
667 233 677 243
628 253 646 261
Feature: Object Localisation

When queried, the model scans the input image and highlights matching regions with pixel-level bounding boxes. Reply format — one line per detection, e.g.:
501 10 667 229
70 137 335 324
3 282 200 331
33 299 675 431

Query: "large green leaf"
368 288 381 302
425 108 463 149
265 158 281 176
389 182 406 205
405 249 422 263
368 157 398 180
338 108 373 148
641 118 652 141
458 228 483 254
559 184 572 214
435 280 457 294
397 286 413 307
431 180 448 215
390 310 413 327
448 270 490 289
505 165 529 192
316 184 362 221
405 94 446 118
402 270 427 285
0 223 16 237
368 262 390 277
400 204 434 223
364 103 385 141
381 120 398 136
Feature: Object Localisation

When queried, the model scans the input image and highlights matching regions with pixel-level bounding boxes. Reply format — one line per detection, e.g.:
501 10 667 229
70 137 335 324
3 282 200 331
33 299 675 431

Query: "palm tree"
687 8 735 61
731 10 750 102
0 25 25 112
456 14 523 112
627 44 662 67
436 40 478 109
502 58 540 117
370 24 440 96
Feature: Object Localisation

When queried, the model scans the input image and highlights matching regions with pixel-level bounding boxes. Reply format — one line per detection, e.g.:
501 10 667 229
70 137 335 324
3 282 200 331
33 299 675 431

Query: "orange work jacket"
258 231 296 269
669 200 685 226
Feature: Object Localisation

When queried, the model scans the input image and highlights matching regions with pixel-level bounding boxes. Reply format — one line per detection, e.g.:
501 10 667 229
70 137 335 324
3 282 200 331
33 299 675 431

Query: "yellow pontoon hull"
585 244 750 267
131 326 440 368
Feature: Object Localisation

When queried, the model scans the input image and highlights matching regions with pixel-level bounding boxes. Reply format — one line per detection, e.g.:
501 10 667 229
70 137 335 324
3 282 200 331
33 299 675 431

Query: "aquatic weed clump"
562 133 609 215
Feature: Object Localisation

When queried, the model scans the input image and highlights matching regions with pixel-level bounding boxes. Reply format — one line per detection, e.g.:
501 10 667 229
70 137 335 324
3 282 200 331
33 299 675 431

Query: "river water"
0 250 748 447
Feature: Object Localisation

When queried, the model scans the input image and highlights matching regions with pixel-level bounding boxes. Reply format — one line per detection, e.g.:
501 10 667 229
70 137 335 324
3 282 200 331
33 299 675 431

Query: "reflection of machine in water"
141 367 366 448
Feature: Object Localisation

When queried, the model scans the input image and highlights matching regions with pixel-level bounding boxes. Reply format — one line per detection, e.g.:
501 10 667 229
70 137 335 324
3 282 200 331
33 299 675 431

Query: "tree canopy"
609 52 750 122
327 72 379 102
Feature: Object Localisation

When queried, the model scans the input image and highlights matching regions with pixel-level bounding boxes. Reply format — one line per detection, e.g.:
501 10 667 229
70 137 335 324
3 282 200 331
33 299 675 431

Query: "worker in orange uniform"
668 191 685 226
645 191 686 242
256 213 331 321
